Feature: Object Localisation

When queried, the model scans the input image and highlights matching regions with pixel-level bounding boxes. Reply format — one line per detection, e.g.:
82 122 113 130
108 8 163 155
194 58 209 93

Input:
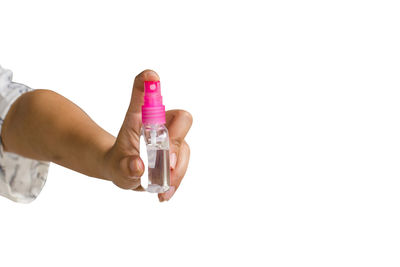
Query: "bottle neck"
141 106 166 125
142 123 166 129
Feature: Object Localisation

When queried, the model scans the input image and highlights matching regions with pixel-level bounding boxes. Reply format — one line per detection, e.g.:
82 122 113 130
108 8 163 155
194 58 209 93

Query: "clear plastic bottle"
141 81 170 193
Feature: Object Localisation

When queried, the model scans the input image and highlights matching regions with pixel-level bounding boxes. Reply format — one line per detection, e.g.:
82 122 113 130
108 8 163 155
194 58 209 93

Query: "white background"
1 0 400 266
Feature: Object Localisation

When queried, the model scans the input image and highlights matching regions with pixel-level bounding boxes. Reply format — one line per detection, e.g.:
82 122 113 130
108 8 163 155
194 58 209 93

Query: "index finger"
128 69 160 114
166 109 193 153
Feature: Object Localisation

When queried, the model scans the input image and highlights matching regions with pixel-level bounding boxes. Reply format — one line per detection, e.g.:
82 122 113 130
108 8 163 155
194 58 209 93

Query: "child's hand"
104 70 192 201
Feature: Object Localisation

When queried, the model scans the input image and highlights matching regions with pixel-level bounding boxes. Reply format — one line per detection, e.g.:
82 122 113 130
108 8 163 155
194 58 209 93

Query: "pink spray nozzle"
142 81 166 124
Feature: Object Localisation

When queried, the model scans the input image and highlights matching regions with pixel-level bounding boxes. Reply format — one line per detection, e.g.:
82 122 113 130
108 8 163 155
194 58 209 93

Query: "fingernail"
162 186 176 201
170 153 177 170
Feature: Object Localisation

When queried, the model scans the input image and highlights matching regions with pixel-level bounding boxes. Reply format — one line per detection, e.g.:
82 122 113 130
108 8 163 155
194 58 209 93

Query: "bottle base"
147 184 170 193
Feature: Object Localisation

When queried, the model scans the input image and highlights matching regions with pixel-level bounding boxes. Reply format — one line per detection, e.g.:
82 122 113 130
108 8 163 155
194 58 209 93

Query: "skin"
0 70 192 202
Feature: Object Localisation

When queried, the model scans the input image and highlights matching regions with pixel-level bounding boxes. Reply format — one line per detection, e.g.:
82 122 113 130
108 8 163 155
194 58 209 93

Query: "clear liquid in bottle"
147 149 170 193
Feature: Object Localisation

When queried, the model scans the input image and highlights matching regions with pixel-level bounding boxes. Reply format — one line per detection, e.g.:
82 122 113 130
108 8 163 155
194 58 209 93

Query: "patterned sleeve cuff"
0 66 50 203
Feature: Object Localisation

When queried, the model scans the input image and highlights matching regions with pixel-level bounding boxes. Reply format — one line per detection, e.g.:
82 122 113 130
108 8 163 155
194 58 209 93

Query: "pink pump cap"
142 81 166 124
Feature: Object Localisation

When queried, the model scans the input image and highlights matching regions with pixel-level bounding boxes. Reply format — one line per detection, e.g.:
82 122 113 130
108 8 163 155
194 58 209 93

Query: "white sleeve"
0 65 49 203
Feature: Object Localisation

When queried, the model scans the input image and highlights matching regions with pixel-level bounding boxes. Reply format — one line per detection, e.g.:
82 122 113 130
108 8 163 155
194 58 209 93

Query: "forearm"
1 90 115 180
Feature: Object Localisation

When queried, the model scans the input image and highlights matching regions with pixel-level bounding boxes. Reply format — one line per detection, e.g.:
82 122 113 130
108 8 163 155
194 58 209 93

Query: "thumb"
112 155 144 190
128 69 160 113
116 69 160 155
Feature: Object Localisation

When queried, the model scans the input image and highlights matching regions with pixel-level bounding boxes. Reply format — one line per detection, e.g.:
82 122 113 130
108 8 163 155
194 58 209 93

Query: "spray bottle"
141 81 170 193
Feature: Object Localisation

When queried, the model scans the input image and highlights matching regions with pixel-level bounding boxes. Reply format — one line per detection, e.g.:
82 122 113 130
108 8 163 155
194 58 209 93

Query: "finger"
170 141 190 190
113 156 144 190
115 70 159 160
165 110 193 168
158 141 190 201
128 69 160 114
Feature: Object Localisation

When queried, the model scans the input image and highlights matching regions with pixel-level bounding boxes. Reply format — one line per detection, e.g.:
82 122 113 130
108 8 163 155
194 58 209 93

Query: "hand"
104 70 192 201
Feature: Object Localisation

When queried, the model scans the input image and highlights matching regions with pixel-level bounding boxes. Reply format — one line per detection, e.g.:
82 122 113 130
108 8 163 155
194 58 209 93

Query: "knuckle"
178 110 193 125
171 138 183 148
